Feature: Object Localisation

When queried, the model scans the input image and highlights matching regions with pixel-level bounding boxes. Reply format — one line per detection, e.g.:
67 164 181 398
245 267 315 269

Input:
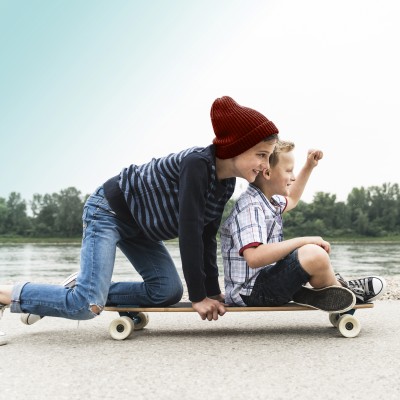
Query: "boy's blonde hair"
269 140 295 168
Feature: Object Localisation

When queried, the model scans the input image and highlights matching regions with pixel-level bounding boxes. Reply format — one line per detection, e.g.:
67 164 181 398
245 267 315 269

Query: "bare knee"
298 244 330 275
298 244 338 288
90 304 103 315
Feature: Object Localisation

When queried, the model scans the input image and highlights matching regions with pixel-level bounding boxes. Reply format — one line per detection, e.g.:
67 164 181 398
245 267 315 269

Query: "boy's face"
268 151 295 196
232 140 277 183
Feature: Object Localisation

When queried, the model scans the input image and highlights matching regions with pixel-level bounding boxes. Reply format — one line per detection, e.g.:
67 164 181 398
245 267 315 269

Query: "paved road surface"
1 301 399 399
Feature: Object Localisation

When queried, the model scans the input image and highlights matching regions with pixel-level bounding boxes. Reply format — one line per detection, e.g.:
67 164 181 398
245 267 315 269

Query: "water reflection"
0 242 399 283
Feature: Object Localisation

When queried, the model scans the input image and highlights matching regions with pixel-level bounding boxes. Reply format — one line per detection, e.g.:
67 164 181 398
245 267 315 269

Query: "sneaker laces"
335 273 349 288
347 278 370 294
335 273 365 299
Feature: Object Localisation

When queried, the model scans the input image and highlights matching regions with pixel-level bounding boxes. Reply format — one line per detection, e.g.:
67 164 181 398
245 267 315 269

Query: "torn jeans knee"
90 304 104 315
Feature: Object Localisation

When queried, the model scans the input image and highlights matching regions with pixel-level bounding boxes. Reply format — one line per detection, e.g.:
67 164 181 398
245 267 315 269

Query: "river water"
0 242 399 284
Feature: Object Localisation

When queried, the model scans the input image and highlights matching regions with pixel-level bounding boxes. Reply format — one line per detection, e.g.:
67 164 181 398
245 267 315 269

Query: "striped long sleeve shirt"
119 145 236 302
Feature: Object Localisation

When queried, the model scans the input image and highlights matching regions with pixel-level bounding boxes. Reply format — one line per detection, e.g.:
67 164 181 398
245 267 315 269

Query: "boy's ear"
263 169 271 180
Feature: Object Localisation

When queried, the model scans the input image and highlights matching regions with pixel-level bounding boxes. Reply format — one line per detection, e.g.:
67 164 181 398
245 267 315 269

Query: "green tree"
331 201 352 235
309 192 337 234
346 187 370 235
0 197 7 234
30 193 59 236
54 187 84 237
283 200 309 237
1 182 399 239
367 183 399 235
5 192 30 235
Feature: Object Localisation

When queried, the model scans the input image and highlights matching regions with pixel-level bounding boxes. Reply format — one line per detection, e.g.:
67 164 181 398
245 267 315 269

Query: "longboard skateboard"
104 302 373 340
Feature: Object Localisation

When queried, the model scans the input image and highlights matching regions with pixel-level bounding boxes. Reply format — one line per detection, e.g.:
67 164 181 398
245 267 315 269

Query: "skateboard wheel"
337 314 361 338
109 316 135 340
329 313 340 327
133 312 149 331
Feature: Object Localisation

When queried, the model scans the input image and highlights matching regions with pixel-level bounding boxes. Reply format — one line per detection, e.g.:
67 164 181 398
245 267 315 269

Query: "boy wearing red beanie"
0 96 279 341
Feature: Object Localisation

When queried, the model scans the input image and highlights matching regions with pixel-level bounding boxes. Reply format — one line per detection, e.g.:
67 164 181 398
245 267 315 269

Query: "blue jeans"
10 187 183 320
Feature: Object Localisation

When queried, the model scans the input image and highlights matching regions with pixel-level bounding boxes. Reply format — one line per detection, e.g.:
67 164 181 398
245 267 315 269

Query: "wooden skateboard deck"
104 302 374 340
105 302 373 312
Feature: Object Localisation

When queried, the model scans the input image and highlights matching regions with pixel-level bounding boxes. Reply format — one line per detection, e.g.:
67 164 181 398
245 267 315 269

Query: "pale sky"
1 0 399 205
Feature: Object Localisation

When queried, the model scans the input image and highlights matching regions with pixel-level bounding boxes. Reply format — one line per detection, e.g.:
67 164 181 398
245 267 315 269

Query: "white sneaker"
0 331 6 346
20 272 78 325
1 304 7 346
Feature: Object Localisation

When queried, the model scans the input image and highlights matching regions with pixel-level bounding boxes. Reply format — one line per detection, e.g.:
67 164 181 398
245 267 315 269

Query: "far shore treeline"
0 183 400 240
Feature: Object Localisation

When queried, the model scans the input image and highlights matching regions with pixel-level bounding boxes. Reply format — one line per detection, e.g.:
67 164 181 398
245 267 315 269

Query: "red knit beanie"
211 96 279 159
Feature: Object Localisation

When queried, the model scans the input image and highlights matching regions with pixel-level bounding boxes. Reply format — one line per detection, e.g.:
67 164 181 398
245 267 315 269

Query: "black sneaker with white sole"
292 285 356 313
20 272 78 325
336 273 387 303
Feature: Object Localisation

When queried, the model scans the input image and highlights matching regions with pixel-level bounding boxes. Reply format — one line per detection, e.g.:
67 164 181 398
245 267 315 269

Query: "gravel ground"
378 276 400 300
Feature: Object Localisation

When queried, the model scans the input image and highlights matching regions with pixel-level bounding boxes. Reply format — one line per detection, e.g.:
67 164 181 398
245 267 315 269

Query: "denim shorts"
241 249 311 307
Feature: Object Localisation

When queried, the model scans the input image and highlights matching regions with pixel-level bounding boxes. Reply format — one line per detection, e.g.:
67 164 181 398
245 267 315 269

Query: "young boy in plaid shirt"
220 140 386 310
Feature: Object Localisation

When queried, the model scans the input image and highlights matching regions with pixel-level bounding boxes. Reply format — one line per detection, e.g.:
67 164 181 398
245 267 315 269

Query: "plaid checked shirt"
220 184 287 306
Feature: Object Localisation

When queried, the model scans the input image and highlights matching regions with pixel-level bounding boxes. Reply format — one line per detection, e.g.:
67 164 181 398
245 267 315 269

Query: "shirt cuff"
239 242 263 256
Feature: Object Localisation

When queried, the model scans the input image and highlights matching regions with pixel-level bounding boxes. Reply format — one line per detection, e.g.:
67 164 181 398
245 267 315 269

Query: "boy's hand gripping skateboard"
104 302 373 340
